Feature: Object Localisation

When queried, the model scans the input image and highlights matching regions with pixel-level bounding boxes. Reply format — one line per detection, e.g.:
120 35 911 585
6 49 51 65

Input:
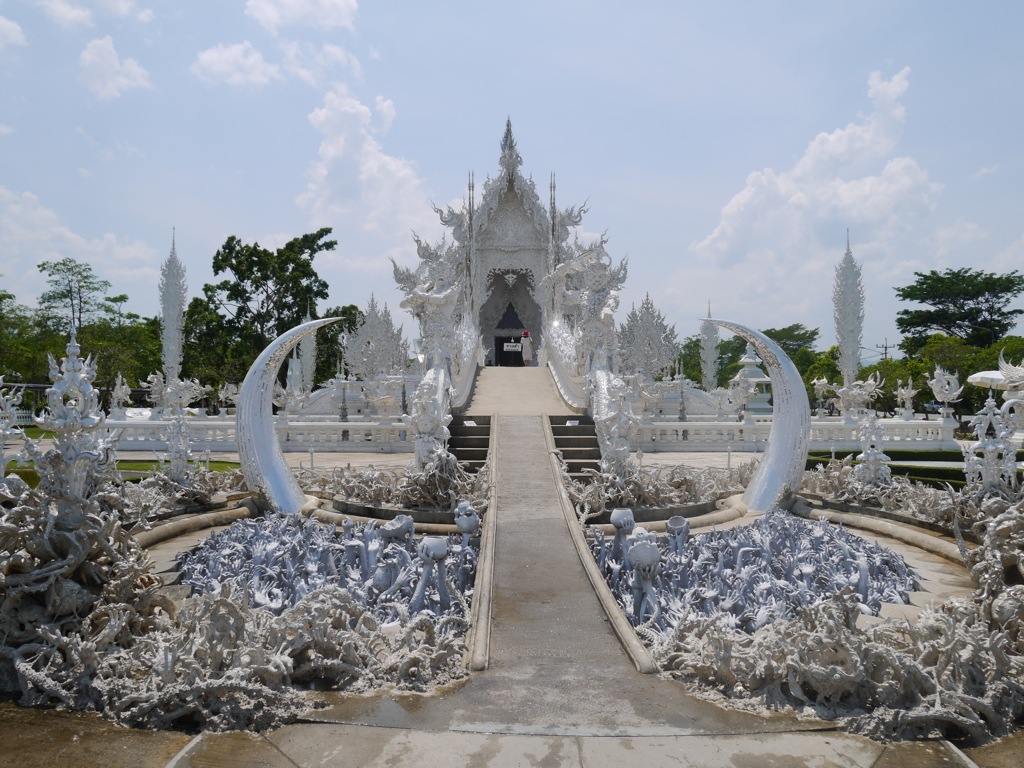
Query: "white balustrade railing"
106 417 413 454
449 317 481 411
633 415 960 452
544 319 588 410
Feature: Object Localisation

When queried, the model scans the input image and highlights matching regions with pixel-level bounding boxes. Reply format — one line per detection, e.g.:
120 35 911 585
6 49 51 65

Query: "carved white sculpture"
836 372 884 420
962 394 1020 496
237 317 342 514
616 293 679 382
852 410 892 487
928 365 963 420
833 236 865 388
110 372 131 412
0 376 23 474
895 378 918 419
811 376 833 416
299 311 317 393
708 319 811 513
346 296 407 381
699 309 720 392
159 232 187 385
402 358 454 470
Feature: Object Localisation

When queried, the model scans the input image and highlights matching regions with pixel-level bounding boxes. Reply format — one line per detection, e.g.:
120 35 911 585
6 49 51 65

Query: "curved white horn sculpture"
708 319 811 513
237 317 341 514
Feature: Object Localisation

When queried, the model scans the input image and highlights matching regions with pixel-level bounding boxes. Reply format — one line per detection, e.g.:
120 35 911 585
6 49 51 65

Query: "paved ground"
2 368 1021 766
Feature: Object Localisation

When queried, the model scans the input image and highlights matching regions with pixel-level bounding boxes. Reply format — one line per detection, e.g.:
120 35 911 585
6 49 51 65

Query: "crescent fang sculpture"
237 317 342 514
708 319 811 513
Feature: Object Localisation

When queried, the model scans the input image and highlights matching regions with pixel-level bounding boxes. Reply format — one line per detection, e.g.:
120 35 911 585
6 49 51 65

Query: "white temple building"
410 119 617 368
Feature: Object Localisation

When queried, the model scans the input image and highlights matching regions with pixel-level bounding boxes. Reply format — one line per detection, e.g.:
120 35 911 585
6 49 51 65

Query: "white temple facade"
421 120 596 367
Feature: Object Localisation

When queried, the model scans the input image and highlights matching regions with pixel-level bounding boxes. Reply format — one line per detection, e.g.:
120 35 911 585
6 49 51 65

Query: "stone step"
558 447 602 460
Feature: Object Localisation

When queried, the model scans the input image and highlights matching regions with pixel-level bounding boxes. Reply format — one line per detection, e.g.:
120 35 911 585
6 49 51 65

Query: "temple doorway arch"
479 269 541 365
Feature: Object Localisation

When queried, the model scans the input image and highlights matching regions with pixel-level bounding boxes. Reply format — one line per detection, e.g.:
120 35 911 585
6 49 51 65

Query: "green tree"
37 257 112 332
0 289 36 380
182 296 249 387
677 335 703 384
802 346 842 394
762 324 820 358
895 267 1024 354
203 229 335 361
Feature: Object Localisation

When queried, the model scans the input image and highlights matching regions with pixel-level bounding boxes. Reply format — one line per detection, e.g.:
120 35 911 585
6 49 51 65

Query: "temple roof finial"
499 118 522 180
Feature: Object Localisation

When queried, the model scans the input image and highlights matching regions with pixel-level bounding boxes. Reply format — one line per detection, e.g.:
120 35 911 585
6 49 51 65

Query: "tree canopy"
203 228 335 360
37 257 112 332
895 267 1024 354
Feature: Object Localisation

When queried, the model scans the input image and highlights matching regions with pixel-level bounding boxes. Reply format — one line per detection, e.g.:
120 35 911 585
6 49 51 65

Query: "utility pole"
875 338 894 361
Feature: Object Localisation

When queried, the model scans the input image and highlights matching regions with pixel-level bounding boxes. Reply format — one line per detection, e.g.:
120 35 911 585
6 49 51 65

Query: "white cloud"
0 15 28 48
192 42 281 87
926 219 987 262
90 0 152 22
280 41 360 86
298 84 435 276
694 67 939 267
0 185 156 308
246 0 357 35
79 36 152 100
93 0 135 16
33 0 92 28
972 164 1000 180
0 124 12 136
666 67 948 350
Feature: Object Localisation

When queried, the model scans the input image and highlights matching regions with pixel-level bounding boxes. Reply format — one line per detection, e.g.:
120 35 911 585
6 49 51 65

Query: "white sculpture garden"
0 123 1022 750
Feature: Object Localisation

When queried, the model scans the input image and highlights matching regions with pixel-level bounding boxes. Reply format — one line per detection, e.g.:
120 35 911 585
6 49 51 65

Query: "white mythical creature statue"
0 376 24 475
835 372 884 421
927 365 963 419
811 376 833 416
546 239 628 374
217 382 239 411
402 359 454 470
393 237 462 367
110 372 132 412
894 378 918 419
998 350 1024 400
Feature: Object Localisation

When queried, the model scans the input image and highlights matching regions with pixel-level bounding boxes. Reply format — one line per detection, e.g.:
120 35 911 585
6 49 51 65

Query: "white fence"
107 416 413 454
633 415 960 452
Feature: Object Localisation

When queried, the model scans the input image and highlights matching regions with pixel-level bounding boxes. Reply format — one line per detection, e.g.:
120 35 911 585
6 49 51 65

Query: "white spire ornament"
700 302 719 392
833 234 865 387
159 230 188 385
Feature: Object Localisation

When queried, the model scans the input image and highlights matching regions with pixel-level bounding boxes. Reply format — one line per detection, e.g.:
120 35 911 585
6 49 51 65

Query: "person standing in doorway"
521 330 533 366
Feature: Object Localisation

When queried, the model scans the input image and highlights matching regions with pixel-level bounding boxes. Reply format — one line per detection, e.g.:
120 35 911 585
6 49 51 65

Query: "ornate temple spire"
499 118 522 180
160 229 187 384
834 232 865 387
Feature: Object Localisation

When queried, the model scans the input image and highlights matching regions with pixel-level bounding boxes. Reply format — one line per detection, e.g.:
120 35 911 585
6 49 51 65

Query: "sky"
2 1 1023 365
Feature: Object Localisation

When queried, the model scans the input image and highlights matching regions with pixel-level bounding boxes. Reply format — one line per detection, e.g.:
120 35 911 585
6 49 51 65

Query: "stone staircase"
447 414 491 473
548 414 601 481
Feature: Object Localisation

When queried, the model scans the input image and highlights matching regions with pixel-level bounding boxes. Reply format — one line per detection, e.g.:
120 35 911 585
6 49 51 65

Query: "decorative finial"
499 118 522 180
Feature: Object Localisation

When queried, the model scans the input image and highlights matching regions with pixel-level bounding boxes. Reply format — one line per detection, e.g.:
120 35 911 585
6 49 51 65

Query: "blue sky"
2 1 1022 364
